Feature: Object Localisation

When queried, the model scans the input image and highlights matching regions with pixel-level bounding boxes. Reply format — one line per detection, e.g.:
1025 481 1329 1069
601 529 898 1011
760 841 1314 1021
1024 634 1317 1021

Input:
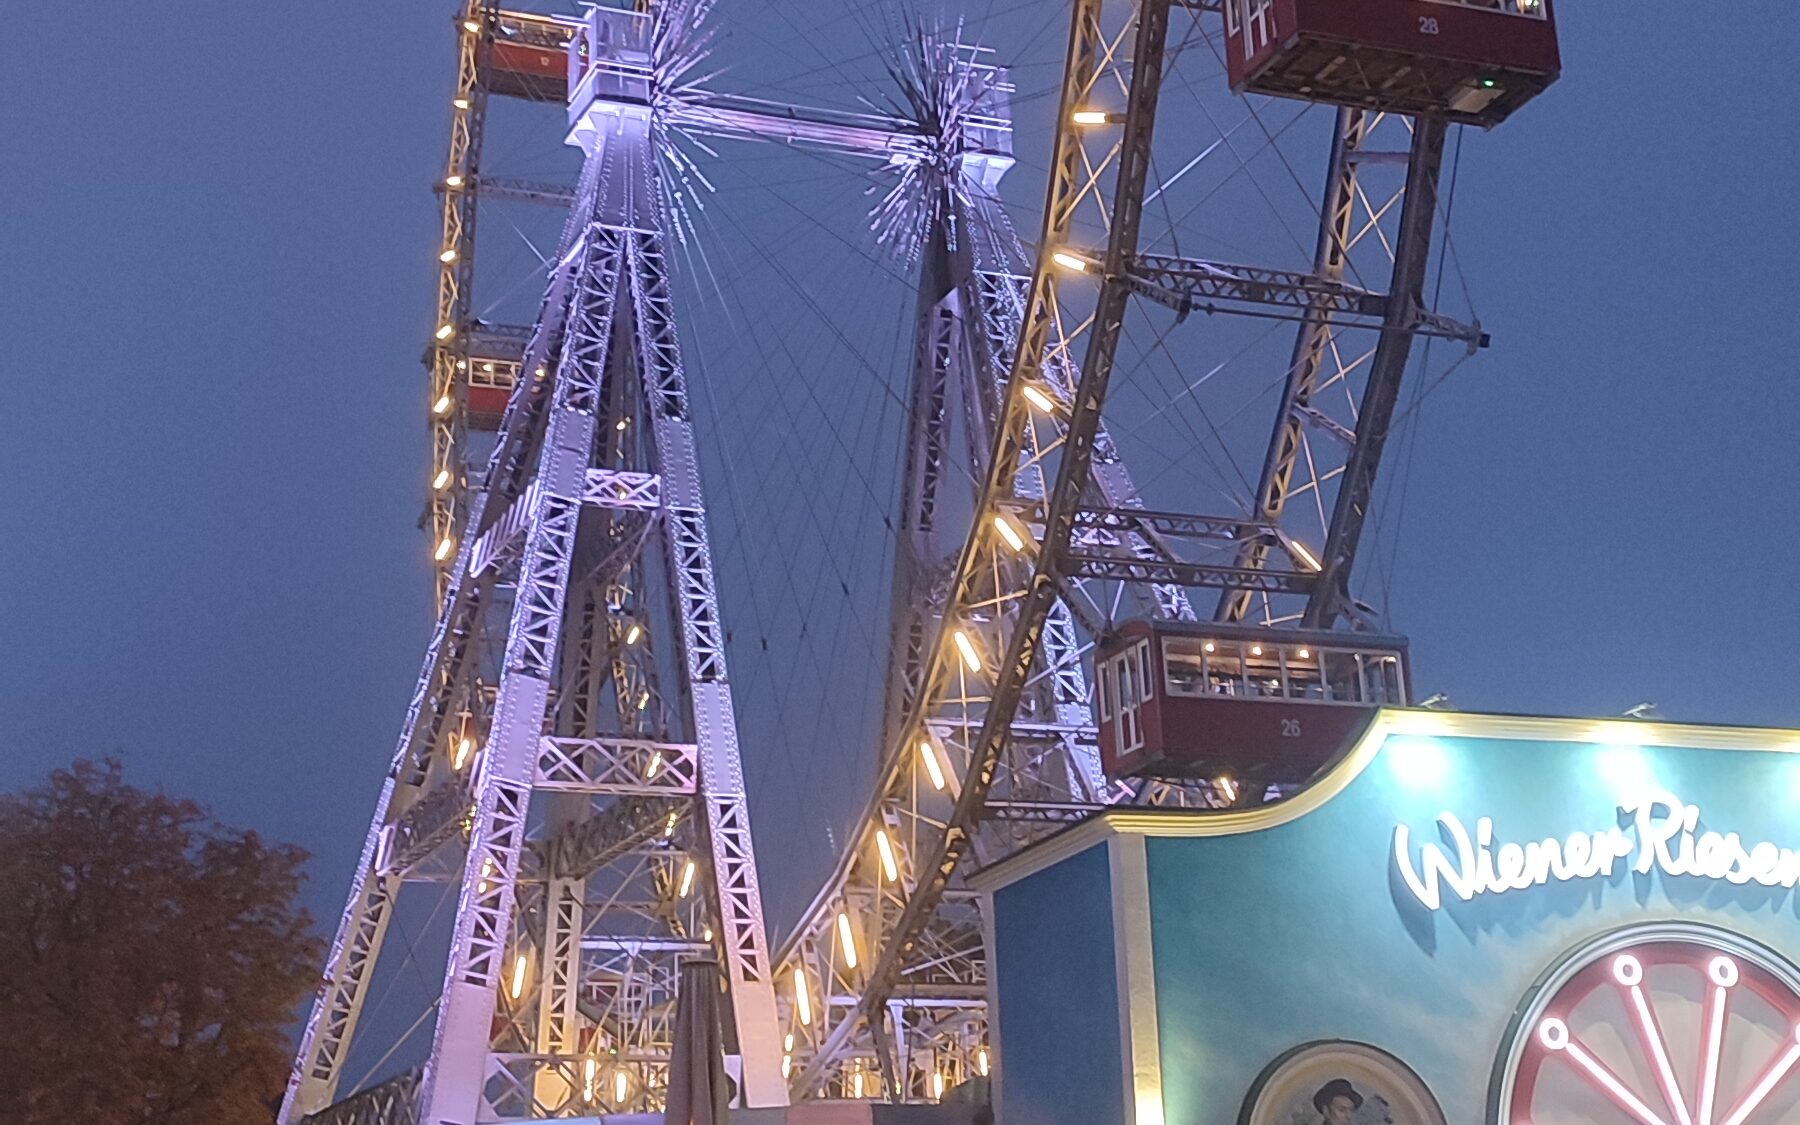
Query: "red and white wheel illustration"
1504 929 1800 1125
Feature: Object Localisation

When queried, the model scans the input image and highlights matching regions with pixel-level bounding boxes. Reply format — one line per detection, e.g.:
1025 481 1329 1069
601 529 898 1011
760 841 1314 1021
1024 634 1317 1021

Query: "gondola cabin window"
1099 638 1152 761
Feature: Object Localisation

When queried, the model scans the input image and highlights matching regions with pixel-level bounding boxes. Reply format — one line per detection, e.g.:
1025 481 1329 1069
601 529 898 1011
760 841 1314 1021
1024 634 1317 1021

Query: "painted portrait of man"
1312 1078 1363 1125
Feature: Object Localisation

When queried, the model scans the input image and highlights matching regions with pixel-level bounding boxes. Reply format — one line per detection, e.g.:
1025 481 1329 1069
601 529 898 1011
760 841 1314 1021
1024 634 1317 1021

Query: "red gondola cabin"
1223 0 1560 126
1094 620 1409 786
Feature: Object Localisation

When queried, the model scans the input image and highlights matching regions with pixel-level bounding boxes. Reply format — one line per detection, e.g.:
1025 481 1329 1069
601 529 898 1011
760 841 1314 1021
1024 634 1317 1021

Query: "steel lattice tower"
287 9 794 1121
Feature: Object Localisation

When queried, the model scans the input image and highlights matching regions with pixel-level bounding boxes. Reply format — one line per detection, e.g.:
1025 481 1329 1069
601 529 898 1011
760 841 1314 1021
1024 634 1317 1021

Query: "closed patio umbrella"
663 959 729 1125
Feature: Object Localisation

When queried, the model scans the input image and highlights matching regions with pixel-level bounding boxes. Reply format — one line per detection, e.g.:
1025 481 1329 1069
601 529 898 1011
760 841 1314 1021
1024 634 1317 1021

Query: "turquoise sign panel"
1144 723 1800 1125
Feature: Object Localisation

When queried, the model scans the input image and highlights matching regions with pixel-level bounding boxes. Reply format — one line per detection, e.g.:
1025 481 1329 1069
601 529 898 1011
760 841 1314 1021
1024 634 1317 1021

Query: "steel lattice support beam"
1303 116 1449 627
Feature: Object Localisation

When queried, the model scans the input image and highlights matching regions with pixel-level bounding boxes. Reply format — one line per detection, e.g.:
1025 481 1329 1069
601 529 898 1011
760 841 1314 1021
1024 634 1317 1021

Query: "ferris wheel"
285 0 1550 1120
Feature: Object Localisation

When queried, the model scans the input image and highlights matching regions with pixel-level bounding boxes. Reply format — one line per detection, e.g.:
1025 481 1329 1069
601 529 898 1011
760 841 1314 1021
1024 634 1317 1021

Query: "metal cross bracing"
773 0 1486 1103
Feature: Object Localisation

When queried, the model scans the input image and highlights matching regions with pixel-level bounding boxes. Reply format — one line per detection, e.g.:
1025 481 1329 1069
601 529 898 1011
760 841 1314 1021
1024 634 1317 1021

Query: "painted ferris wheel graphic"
1505 930 1800 1125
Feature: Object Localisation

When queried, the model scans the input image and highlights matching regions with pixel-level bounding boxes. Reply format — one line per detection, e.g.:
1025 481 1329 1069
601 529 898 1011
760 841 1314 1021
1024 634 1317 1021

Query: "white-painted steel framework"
293 0 1492 1118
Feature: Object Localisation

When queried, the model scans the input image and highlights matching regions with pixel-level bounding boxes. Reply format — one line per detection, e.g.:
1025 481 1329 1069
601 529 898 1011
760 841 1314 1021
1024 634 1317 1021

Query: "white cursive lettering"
1393 791 1800 911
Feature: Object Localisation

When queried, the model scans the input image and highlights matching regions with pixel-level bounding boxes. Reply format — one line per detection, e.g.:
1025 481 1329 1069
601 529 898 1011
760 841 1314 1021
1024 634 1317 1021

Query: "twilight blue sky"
3 2 1798 948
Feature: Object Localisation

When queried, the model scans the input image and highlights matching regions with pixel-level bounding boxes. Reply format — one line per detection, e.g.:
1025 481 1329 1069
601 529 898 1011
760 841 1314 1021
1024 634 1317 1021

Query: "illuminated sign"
1393 791 1800 911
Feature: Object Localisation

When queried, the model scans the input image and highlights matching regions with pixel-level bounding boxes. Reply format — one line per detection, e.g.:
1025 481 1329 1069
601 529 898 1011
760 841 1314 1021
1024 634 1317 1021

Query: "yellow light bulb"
434 537 455 561
918 738 946 791
1071 109 1110 125
439 247 457 264
836 911 858 969
992 513 1028 553
510 952 527 999
793 966 813 1026
435 323 455 340
433 468 452 490
1021 384 1057 413
1051 250 1088 273
953 629 982 673
678 859 696 897
874 829 899 881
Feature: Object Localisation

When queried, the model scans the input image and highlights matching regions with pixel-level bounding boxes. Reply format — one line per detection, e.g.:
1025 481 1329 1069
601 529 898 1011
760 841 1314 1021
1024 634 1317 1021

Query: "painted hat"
1312 1078 1365 1113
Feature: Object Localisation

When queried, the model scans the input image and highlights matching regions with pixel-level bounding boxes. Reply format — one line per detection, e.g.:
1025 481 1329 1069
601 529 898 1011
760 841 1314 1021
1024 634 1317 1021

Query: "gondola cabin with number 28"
1224 0 1561 126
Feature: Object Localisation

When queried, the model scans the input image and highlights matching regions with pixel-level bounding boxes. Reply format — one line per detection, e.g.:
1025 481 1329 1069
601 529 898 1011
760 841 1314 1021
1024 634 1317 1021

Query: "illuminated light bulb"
435 323 456 341
992 513 1028 553
478 856 494 893
637 689 650 710
874 829 899 881
456 358 468 370
453 736 473 770
1051 250 1089 273
931 1072 945 1100
453 95 470 110
480 361 494 373
782 1054 793 1079
1288 538 1321 572
433 468 452 490
433 393 453 414
616 416 630 431
614 1069 628 1106
1388 737 1449 788
1021 383 1058 413
624 622 642 645
510 952 527 999
646 752 662 779
836 911 858 969
584 1057 598 1101
435 536 455 561
793 967 813 1026
1250 644 1264 657
1296 647 1311 660
784 1033 794 1052
854 1071 866 1098
439 247 458 263
664 810 679 838
918 738 947 791
1203 641 1215 653
462 18 481 33
444 174 464 189
1072 109 1111 126
977 1047 990 1076
1216 775 1238 803
678 859 696 897
952 629 982 673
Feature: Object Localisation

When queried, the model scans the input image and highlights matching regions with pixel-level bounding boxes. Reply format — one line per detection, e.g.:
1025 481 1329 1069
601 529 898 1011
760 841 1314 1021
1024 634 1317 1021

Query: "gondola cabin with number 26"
1224 0 1560 126
1093 620 1410 788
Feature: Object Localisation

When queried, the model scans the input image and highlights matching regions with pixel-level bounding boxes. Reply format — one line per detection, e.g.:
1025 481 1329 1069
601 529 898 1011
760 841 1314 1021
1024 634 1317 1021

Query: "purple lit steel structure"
287 0 1505 1117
